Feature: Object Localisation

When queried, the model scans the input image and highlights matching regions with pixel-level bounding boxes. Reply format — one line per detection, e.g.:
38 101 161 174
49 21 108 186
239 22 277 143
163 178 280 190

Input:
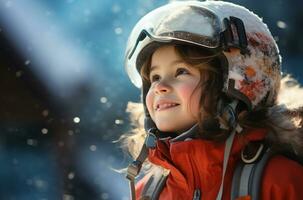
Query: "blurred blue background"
0 0 302 199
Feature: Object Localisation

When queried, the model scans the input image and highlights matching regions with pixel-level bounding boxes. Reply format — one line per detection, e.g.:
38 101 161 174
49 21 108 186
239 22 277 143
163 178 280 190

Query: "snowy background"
0 0 302 199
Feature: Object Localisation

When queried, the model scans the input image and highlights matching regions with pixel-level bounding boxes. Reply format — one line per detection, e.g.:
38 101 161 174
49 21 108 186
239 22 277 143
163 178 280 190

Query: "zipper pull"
193 189 201 200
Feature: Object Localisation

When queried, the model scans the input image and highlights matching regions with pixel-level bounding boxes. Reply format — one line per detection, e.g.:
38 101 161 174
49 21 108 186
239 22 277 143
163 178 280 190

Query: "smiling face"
145 45 204 133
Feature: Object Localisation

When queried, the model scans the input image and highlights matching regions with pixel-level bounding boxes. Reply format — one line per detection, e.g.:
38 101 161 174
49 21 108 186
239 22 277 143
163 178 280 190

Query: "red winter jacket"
135 129 303 200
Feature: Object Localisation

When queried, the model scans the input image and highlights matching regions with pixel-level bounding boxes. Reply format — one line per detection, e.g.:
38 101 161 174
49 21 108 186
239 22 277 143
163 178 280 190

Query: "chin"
156 124 185 133
156 121 196 134
156 124 176 133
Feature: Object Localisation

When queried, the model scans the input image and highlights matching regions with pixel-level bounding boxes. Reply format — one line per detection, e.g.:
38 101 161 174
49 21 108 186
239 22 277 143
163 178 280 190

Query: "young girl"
122 1 303 199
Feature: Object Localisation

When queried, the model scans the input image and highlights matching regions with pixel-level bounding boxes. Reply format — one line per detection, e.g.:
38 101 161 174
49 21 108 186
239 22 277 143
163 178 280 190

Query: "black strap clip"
221 16 249 55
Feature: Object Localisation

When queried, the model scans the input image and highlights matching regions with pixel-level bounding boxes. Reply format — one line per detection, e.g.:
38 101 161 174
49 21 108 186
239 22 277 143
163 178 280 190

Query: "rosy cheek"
178 82 201 112
145 90 154 114
178 83 197 102
191 88 202 110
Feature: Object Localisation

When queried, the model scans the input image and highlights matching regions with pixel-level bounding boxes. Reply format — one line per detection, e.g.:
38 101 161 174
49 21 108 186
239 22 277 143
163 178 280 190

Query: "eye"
175 67 190 76
150 74 160 82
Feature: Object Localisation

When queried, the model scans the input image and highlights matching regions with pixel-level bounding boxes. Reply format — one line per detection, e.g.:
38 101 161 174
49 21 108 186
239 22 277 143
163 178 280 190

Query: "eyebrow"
150 59 185 73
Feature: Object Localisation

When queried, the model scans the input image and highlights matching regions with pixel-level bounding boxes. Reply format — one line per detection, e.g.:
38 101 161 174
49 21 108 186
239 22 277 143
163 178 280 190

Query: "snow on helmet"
124 0 281 112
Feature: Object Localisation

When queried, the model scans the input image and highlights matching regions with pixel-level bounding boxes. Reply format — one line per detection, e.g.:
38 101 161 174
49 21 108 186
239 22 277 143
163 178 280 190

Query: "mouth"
155 102 180 111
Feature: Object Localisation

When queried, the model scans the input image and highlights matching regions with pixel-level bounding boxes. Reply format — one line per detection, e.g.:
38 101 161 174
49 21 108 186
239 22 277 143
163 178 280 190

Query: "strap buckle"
145 129 157 149
126 160 142 181
241 142 266 164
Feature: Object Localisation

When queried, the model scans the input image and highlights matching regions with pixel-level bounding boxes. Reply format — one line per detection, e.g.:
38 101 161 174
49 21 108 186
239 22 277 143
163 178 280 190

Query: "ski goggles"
124 1 248 88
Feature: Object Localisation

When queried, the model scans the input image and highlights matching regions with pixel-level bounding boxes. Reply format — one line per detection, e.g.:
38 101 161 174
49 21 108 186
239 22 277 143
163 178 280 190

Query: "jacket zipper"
191 159 201 200
193 188 201 200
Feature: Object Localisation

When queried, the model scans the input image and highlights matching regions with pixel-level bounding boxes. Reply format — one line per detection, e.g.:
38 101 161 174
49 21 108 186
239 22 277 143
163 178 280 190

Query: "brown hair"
120 44 303 162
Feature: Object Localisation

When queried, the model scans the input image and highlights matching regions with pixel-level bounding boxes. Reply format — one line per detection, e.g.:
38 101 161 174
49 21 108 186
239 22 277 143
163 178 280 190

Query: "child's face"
146 45 203 133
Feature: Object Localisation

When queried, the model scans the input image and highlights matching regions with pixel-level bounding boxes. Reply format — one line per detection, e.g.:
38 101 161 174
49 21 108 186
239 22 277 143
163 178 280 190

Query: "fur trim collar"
267 75 303 155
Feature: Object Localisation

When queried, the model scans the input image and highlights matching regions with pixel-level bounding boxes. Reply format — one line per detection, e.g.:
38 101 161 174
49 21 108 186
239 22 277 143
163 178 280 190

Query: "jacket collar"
147 128 268 185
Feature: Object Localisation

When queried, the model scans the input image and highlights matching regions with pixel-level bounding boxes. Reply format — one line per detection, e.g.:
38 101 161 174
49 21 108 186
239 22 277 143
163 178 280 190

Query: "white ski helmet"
125 0 281 113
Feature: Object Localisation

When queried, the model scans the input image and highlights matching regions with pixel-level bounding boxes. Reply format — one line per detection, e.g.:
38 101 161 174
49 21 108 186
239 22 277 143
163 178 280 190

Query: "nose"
154 79 172 94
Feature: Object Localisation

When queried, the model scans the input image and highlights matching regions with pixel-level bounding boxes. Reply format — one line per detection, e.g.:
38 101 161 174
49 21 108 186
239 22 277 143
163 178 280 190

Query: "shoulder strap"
126 143 149 200
126 131 158 200
231 147 275 200
140 166 169 200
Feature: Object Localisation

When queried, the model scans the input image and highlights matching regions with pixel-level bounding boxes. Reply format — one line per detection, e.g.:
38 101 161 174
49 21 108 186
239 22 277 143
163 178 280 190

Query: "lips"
155 100 180 111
